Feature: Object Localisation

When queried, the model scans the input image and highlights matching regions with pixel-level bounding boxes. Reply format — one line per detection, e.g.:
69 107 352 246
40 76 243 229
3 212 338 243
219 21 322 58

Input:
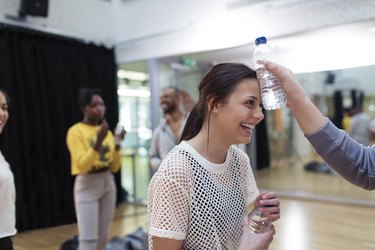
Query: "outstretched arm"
264 61 375 190
263 61 326 135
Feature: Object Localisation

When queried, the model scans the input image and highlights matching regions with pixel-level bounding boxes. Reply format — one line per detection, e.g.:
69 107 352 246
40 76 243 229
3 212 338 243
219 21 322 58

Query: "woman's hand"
262 60 327 134
262 61 306 108
255 192 280 222
238 217 275 250
94 119 109 151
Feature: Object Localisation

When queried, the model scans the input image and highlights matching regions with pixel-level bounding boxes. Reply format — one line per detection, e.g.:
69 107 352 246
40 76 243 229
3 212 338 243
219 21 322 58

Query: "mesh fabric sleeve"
236 147 259 205
148 150 191 241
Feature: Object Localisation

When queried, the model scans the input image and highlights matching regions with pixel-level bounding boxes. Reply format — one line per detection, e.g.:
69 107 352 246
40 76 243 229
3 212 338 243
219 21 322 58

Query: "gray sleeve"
305 118 375 190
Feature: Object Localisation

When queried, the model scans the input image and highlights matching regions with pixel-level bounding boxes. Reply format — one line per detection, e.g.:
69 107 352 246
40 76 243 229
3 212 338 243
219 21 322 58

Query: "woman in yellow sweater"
66 88 125 250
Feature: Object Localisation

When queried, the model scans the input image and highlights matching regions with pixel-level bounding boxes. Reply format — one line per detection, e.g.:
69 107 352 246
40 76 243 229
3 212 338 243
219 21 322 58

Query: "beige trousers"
74 170 116 250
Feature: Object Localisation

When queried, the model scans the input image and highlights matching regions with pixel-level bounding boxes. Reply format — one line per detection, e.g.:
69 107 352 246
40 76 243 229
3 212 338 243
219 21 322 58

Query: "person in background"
348 106 371 146
149 86 187 175
341 108 352 133
0 89 15 250
179 89 195 113
66 88 126 250
263 61 375 190
148 63 280 250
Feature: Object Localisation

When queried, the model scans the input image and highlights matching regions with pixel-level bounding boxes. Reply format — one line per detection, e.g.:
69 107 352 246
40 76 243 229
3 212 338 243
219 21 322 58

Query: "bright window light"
117 69 148 81
117 88 150 97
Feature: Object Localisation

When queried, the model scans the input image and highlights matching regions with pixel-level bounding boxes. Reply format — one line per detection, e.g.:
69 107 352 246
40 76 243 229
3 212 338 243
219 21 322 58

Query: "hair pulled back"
180 63 256 142
0 89 10 106
77 88 102 109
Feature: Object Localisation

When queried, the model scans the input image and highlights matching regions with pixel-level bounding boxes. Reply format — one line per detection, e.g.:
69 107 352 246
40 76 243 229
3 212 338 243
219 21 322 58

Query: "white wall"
114 0 375 64
0 0 115 45
2 0 375 61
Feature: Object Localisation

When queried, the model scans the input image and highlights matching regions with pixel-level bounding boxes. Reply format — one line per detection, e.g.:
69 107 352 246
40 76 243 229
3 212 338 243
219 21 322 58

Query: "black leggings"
0 236 13 250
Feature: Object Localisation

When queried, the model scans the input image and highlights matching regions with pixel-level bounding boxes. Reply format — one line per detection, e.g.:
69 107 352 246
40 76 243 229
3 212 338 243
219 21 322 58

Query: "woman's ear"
207 95 221 114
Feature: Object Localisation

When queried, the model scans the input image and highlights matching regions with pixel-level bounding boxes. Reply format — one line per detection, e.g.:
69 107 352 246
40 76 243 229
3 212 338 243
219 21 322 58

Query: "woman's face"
214 78 264 145
83 94 106 123
0 91 9 134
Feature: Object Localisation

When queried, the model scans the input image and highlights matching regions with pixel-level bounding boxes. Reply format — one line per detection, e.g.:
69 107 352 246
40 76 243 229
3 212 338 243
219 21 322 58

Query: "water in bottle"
248 207 272 234
253 36 286 110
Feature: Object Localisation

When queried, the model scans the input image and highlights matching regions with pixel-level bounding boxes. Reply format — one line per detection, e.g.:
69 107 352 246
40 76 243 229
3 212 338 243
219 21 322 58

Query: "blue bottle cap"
255 36 267 45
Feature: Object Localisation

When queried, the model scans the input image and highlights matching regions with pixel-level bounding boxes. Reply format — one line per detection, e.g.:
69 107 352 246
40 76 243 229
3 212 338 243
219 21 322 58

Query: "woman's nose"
253 108 264 121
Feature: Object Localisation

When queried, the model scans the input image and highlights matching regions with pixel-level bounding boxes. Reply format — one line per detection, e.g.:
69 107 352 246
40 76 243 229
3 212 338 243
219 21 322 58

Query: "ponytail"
179 103 204 142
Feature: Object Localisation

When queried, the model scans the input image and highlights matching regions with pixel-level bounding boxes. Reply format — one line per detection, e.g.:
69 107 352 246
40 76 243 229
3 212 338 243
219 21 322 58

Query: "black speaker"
325 71 335 85
19 0 49 17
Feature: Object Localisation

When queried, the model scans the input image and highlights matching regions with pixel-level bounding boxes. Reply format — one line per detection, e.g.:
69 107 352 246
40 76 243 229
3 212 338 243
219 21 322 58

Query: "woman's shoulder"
157 143 195 178
68 122 86 131
229 145 249 159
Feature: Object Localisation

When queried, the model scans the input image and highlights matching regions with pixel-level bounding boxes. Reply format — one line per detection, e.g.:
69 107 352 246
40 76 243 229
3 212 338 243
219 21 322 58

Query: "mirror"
118 19 375 205
256 65 375 205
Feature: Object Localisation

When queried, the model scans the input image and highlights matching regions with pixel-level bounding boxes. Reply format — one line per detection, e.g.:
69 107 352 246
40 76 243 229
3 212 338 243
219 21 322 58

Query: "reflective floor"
14 197 375 250
13 142 375 250
120 141 375 206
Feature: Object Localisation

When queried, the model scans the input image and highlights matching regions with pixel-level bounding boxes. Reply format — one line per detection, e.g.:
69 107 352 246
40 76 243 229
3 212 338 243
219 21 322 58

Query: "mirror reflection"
118 46 375 206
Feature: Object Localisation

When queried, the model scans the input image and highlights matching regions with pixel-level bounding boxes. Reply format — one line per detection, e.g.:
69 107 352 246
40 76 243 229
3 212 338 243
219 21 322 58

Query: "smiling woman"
0 89 15 250
148 63 280 250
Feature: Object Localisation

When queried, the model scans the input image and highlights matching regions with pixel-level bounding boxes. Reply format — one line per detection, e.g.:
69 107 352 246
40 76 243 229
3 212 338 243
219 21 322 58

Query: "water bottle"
248 207 272 234
253 36 286 110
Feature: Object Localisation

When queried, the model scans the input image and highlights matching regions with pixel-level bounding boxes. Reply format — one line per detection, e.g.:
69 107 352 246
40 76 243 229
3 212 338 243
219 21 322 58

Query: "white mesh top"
147 141 259 250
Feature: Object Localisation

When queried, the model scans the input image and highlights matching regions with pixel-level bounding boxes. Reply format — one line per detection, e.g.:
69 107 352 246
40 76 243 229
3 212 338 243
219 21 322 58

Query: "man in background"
149 86 187 175
349 106 371 146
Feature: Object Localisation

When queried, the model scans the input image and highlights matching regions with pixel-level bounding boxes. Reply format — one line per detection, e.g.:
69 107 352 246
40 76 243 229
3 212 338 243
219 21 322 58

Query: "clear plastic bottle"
248 207 272 234
253 36 286 110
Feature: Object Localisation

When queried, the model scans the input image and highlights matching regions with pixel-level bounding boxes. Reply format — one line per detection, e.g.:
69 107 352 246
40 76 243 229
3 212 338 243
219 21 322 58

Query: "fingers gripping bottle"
253 36 286 110
248 207 272 234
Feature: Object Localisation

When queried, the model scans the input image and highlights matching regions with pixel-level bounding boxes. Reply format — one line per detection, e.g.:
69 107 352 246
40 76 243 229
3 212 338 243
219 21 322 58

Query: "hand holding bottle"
261 61 306 108
238 216 275 250
248 191 280 234
255 191 280 222
262 60 327 135
94 119 109 151
253 36 286 110
114 122 126 147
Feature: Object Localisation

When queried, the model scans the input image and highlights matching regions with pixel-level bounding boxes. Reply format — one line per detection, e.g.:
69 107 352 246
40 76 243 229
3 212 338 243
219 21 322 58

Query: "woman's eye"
246 100 256 106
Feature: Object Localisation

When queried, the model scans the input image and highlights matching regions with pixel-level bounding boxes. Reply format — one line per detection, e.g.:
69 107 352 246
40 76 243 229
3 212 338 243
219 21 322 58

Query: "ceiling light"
117 69 148 81
117 88 150 97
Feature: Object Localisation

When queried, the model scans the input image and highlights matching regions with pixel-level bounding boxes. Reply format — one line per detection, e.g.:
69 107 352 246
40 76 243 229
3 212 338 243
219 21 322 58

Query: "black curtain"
0 24 123 231
256 114 270 170
333 90 343 129
351 89 364 109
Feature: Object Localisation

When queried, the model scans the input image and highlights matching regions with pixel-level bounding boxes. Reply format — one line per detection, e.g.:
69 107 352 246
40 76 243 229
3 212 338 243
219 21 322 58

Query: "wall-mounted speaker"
19 0 49 18
325 71 335 85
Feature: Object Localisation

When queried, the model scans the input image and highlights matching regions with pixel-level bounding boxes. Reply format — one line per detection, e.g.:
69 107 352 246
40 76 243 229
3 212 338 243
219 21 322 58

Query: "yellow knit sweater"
66 122 121 175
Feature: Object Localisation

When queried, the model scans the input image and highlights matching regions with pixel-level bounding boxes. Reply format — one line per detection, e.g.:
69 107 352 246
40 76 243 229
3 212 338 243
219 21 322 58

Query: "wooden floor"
13 197 375 250
256 154 375 204
13 203 148 250
14 150 375 250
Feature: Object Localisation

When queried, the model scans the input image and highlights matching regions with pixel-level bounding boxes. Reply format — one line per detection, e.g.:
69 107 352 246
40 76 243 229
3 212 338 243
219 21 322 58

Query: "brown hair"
180 63 257 142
